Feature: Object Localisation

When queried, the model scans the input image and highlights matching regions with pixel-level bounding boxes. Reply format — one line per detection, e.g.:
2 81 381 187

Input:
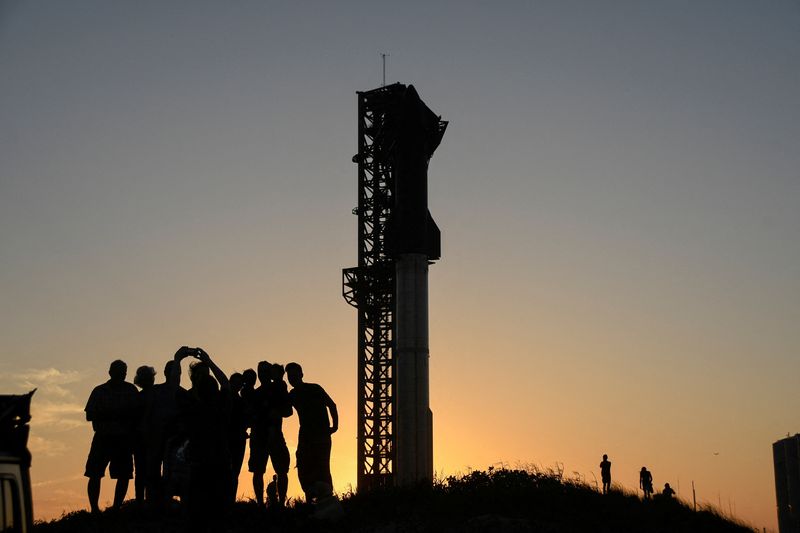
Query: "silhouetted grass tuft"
34 467 755 532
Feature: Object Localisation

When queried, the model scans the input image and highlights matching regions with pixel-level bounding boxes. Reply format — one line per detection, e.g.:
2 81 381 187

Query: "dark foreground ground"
34 468 755 533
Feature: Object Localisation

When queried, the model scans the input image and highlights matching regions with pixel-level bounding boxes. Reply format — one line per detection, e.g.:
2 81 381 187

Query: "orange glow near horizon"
18 324 787 530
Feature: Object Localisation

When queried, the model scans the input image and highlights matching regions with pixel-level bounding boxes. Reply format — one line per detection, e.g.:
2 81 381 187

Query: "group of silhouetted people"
598 454 675 500
84 347 338 529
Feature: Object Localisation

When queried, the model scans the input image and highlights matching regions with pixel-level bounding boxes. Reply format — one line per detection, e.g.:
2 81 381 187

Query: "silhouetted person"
176 347 232 532
286 362 338 502
133 365 155 504
640 467 654 500
662 483 675 499
267 363 292 504
228 372 249 503
240 368 257 431
143 357 188 505
249 361 292 507
241 368 257 396
266 474 278 509
84 359 139 513
600 454 611 494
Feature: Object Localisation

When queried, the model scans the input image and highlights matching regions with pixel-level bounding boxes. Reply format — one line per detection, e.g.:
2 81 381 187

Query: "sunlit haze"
1 2 798 531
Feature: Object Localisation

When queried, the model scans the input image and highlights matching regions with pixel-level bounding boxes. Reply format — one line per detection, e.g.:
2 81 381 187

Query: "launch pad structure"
343 83 447 491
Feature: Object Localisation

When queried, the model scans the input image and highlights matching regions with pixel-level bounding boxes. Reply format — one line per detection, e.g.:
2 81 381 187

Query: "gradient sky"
1 1 798 530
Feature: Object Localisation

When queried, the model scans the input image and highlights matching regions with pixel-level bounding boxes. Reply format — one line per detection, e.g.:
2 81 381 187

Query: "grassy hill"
34 467 754 533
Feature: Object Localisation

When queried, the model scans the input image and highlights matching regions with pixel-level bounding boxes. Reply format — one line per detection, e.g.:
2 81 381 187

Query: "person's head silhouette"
230 372 243 393
242 369 256 389
269 363 285 382
189 360 210 388
285 362 303 388
109 360 127 383
134 366 156 389
163 359 182 385
603 454 608 461
257 361 271 386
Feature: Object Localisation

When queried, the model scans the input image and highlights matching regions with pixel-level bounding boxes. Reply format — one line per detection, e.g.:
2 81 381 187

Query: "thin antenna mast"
381 53 388 86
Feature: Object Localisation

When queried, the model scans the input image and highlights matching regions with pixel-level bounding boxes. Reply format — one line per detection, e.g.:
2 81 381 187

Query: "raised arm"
198 348 229 390
169 346 193 387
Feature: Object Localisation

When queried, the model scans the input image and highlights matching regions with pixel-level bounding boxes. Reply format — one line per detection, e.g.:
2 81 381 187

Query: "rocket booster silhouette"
385 85 446 260
384 84 446 485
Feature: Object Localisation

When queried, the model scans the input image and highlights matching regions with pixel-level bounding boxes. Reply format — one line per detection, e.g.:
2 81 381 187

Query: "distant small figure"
639 467 654 500
133 365 156 504
286 362 338 502
599 454 611 494
84 360 139 513
266 474 279 508
662 482 675 499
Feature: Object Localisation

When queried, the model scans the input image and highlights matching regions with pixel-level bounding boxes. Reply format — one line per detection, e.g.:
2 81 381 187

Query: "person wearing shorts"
248 361 292 506
84 360 139 513
286 362 338 502
248 426 290 502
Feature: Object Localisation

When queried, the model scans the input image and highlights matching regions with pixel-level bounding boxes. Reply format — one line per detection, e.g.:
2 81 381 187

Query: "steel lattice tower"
343 84 397 490
343 83 446 491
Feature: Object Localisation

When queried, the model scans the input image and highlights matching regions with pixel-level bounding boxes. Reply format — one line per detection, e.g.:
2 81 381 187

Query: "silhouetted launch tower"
343 83 447 491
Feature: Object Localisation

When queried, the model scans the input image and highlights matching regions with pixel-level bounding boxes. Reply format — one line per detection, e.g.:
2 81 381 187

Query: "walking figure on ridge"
599 454 611 494
639 466 654 500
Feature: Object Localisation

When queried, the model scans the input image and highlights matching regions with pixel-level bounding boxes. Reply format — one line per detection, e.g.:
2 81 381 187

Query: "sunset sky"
1 1 798 530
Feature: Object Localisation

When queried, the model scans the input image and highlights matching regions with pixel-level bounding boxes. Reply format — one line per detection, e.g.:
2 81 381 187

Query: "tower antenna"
381 53 389 86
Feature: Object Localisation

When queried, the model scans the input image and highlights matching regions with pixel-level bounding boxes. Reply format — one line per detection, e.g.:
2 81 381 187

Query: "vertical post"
692 480 696 512
354 93 367 490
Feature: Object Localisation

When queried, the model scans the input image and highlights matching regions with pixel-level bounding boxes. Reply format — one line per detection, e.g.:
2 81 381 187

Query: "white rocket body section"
395 252 433 484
